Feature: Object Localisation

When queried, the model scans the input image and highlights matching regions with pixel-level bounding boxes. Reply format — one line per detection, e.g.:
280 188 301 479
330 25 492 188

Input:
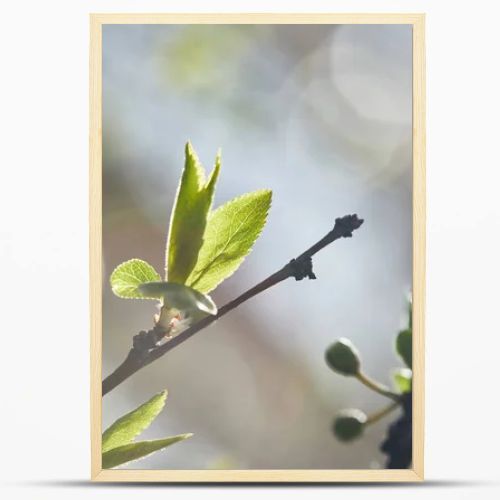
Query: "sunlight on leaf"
186 189 272 294
166 142 220 284
102 391 167 453
138 281 217 315
393 368 412 393
110 259 162 299
102 434 192 469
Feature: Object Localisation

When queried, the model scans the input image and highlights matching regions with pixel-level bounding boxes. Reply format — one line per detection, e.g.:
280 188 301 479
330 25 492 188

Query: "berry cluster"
325 298 412 469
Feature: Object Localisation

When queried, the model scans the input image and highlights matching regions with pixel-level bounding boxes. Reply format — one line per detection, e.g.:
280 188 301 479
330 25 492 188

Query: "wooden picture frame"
90 13 425 482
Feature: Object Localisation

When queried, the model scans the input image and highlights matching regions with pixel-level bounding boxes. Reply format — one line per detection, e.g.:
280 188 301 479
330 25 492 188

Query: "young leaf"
186 189 272 294
110 259 161 299
138 281 217 315
396 329 412 368
166 143 220 284
393 368 412 393
102 391 167 453
102 434 192 469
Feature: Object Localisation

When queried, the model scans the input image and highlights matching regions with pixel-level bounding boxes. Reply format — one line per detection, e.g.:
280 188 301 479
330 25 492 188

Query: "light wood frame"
90 13 425 483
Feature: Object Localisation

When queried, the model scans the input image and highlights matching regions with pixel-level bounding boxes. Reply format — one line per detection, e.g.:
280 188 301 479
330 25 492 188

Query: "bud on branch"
102 214 364 396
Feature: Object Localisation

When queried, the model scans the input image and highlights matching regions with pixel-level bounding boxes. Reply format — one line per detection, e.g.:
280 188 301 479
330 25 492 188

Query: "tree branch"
102 214 364 396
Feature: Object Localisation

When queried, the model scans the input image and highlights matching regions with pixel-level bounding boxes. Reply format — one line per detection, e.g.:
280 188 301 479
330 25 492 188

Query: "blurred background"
102 23 412 470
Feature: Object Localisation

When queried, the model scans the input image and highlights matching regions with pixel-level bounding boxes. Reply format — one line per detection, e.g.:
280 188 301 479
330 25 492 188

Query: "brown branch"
102 214 364 396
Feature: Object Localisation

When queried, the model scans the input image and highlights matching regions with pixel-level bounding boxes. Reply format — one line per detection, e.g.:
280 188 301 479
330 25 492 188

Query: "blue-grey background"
102 24 412 469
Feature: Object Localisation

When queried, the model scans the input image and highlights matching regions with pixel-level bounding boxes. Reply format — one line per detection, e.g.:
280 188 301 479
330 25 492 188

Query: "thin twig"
366 401 400 425
355 372 400 402
102 214 364 396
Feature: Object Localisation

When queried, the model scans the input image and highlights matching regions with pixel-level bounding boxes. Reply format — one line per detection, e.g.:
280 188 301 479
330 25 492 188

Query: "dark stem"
102 214 364 396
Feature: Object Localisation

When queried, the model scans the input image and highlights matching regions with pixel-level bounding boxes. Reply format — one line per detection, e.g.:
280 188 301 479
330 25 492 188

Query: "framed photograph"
90 13 425 482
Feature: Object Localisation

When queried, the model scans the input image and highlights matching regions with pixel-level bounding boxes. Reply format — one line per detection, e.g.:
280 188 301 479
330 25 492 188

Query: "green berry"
333 409 367 442
325 338 361 376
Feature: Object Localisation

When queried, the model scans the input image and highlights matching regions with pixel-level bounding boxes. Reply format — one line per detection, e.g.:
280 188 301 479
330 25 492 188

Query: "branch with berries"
325 299 413 468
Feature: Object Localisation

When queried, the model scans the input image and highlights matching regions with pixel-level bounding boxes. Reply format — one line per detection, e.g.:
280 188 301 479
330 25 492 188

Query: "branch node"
132 325 165 354
332 214 364 239
289 257 317 281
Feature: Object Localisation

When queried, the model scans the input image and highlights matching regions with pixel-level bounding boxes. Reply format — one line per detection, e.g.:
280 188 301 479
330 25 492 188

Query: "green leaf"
393 368 412 393
110 259 162 299
186 189 272 294
408 301 413 330
102 434 192 469
166 142 220 284
396 329 412 368
138 281 217 315
102 391 167 453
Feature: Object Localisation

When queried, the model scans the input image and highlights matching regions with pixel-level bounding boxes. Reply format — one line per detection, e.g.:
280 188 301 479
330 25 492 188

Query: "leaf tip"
206 152 221 190
256 188 272 216
254 188 273 204
262 188 272 200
